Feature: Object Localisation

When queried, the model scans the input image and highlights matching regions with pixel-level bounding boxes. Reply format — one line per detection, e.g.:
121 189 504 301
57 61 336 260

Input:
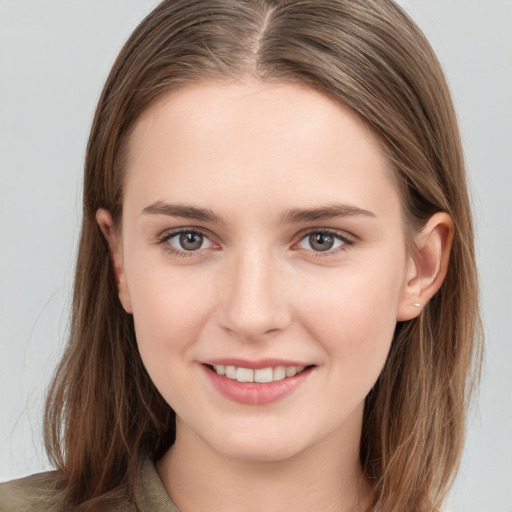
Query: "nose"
217 247 292 342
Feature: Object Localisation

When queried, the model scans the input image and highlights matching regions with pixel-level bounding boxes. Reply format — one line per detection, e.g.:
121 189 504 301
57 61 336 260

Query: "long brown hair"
44 1 483 510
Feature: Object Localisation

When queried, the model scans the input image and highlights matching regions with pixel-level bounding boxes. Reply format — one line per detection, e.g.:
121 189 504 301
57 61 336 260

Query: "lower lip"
202 365 313 405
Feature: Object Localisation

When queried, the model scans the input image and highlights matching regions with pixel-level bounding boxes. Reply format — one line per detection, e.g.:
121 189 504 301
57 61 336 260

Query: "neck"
157 418 372 512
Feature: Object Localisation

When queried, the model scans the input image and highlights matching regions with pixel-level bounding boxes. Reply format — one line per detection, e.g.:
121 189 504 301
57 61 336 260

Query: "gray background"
1 1 511 510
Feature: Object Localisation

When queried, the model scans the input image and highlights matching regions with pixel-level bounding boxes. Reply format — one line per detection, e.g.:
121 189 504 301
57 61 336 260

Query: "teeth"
212 364 306 383
236 367 254 382
273 366 286 381
225 365 236 379
286 367 297 377
254 367 273 383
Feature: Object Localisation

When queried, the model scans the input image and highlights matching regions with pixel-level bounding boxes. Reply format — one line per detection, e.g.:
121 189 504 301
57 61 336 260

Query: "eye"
157 229 215 255
296 230 351 253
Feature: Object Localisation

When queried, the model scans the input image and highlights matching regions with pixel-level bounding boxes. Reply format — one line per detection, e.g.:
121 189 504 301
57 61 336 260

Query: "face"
105 79 417 463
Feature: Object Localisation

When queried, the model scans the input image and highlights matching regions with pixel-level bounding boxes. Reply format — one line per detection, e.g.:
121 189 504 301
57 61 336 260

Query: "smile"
203 361 314 405
212 365 306 383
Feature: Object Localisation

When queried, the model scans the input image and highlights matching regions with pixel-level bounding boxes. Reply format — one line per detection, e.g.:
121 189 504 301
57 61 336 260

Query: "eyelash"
156 228 215 257
155 228 355 258
295 229 354 257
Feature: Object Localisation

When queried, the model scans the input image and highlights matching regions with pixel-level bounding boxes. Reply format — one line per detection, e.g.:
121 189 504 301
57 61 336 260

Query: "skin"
97 78 453 512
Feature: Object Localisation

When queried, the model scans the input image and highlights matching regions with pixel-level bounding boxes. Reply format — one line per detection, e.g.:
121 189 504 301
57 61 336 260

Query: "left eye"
164 231 214 252
297 231 347 252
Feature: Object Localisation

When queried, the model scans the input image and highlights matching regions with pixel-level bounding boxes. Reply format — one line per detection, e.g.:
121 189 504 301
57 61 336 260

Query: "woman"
0 1 482 511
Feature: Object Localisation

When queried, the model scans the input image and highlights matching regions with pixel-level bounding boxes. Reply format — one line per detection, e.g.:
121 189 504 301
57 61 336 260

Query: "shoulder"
0 470 64 512
0 458 177 512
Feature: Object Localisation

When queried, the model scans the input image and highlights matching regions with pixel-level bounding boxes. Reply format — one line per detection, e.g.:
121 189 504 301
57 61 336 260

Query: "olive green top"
0 458 179 512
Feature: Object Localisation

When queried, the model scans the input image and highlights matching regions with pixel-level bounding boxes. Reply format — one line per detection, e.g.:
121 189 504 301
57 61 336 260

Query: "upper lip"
203 358 312 370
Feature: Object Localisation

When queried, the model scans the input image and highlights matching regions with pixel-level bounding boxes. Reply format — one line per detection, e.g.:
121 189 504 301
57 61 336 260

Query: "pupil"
310 233 333 251
180 232 203 251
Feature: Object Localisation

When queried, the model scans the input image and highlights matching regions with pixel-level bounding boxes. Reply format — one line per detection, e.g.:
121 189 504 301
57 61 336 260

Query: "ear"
397 212 454 321
96 208 133 314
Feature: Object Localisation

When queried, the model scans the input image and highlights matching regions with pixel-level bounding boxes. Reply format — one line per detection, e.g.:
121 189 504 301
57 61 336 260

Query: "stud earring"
413 303 421 307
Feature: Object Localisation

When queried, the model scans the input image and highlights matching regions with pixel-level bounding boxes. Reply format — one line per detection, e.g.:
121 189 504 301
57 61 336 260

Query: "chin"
201 422 318 464
218 441 306 464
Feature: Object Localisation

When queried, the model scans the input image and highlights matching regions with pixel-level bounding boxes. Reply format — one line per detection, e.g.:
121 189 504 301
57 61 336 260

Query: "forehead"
123 78 401 221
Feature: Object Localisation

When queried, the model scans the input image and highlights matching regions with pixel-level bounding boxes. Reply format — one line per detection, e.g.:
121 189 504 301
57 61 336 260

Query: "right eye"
157 229 215 256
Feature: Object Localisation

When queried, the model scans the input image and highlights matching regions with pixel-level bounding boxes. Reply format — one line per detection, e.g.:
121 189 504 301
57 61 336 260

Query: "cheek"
296 261 405 384
128 280 211 413
128 264 210 333
125 266 214 384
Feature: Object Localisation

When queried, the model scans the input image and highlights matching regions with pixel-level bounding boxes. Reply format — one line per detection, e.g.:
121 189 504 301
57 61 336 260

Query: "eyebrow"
141 201 225 223
281 203 376 223
141 201 375 224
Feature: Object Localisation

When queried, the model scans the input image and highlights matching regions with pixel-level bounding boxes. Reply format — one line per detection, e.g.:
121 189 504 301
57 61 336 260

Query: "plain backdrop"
1 1 511 511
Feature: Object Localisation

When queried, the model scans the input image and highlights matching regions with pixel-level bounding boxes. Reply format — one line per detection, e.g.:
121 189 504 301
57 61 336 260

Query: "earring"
413 303 421 307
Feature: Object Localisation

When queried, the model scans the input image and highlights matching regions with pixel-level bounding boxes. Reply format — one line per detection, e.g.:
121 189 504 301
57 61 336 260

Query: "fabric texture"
0 458 179 512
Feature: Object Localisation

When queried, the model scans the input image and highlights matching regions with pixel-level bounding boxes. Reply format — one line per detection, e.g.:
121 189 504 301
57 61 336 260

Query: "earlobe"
397 212 454 321
95 209 133 314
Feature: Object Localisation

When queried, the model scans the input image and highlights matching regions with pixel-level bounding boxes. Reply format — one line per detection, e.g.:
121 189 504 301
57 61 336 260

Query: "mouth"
208 364 308 384
202 359 315 405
